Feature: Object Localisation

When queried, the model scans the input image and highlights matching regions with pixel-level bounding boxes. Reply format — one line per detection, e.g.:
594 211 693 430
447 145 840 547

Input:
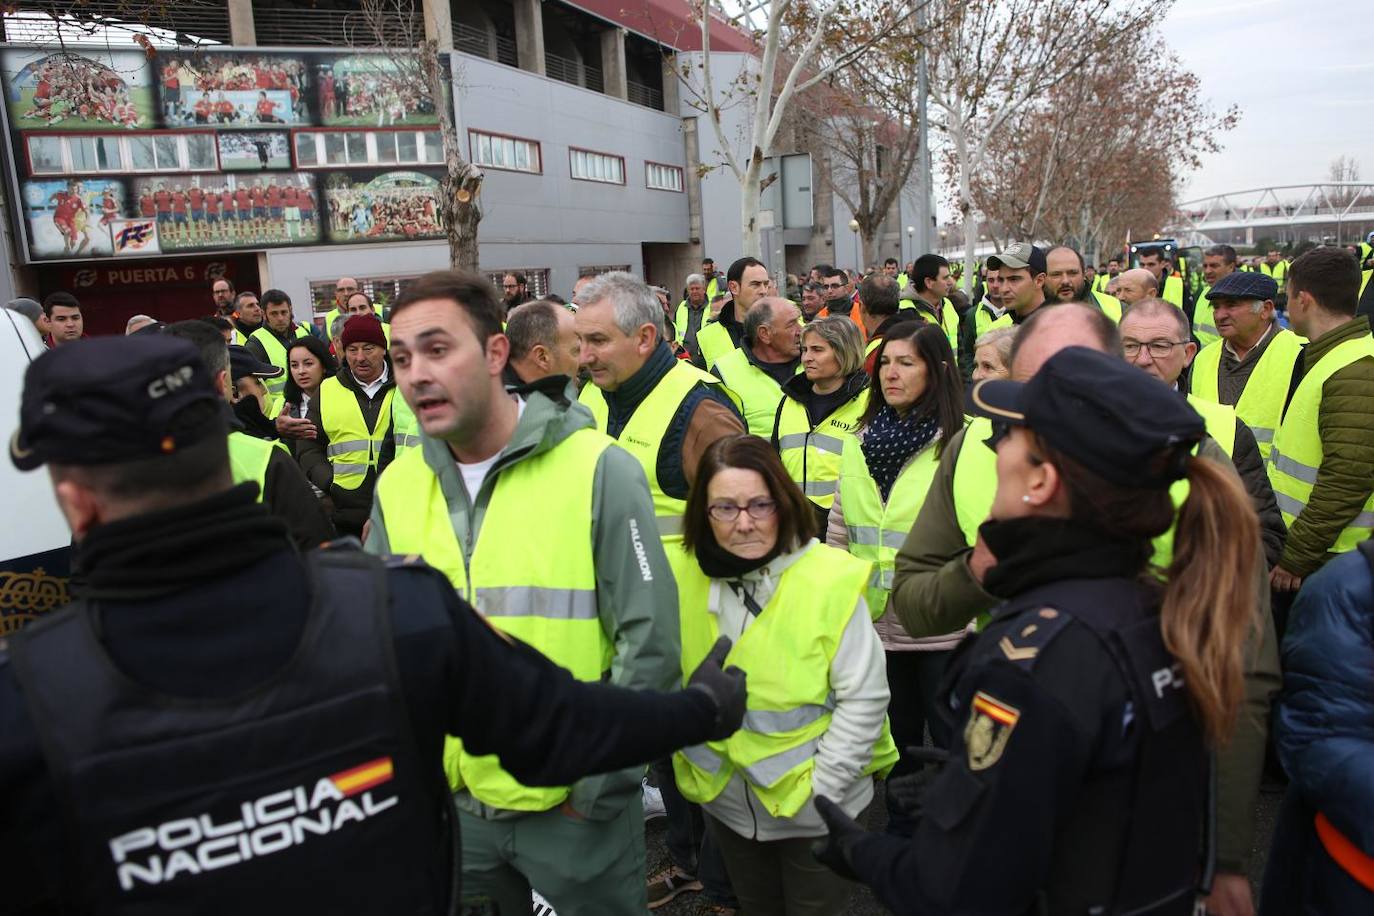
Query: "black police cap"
966 346 1205 489
11 335 224 471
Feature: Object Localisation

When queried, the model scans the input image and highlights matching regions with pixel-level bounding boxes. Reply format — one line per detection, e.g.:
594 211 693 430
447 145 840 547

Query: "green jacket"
890 425 1280 874
1279 316 1374 576
366 387 682 821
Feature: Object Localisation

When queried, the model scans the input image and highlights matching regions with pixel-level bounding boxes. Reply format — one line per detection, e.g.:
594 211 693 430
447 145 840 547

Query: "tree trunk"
741 158 763 259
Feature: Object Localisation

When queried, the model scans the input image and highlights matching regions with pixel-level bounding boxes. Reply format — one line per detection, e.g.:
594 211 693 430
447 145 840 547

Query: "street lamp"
848 218 860 270
905 225 915 261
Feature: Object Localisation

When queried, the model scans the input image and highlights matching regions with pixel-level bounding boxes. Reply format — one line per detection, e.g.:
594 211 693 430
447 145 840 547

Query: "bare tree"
347 0 482 270
927 0 1157 292
678 0 936 259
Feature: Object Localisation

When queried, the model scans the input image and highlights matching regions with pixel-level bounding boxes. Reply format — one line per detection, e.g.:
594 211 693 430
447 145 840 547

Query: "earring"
1021 495 1031 503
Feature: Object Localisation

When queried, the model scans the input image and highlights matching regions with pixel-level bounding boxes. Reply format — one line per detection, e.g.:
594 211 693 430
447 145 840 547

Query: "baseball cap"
228 343 283 381
986 242 1047 275
11 335 225 472
1208 271 1277 302
966 347 1204 489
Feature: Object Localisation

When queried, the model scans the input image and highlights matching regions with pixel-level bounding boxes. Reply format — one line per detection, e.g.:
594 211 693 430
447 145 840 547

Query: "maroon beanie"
341 314 386 349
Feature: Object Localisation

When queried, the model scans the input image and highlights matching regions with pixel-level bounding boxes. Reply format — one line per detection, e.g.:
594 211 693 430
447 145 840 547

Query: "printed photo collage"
0 46 450 261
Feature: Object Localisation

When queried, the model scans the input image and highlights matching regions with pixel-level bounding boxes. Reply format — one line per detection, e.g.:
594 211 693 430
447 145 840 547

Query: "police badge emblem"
964 691 1020 770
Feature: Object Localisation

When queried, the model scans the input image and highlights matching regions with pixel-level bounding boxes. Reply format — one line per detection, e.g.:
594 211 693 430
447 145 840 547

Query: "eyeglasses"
821 282 846 290
1122 339 1188 358
708 498 777 522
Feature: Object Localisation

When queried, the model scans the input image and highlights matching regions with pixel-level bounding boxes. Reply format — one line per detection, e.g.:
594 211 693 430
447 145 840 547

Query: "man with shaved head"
891 299 1279 916
709 295 802 437
1113 268 1158 307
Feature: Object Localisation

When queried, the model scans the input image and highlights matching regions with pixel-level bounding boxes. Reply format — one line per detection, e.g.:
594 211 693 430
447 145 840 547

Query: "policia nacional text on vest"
9 549 454 912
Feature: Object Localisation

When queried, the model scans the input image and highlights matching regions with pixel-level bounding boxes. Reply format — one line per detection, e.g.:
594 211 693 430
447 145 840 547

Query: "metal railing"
3 3 231 45
626 80 664 111
545 51 603 93
252 4 414 47
454 21 517 67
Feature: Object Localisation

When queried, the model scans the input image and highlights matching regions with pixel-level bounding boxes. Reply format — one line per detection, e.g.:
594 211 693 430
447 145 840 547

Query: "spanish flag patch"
964 692 1020 771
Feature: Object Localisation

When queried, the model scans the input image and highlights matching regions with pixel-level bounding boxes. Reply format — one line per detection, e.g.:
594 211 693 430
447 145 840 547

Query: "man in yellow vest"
576 271 744 548
675 273 711 368
165 318 335 550
701 257 722 301
887 301 1279 915
858 273 923 369
1260 249 1288 288
710 297 802 437
696 257 769 371
1093 256 1122 294
322 275 360 341
1189 271 1302 465
1138 249 1186 308
1192 243 1240 347
1119 298 1285 565
504 298 582 388
245 289 313 399
905 254 961 354
297 314 394 537
1043 245 1124 322
1112 268 1157 308
366 269 689 916
1268 247 1374 593
229 290 263 345
988 242 1050 324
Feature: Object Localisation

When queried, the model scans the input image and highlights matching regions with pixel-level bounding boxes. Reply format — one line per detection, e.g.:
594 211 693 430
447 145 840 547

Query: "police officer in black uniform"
0 335 747 914
812 347 1262 915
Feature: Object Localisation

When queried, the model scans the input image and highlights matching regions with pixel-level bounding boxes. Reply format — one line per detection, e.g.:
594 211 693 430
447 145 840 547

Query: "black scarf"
78 484 291 601
861 405 938 502
695 533 784 581
979 516 1151 600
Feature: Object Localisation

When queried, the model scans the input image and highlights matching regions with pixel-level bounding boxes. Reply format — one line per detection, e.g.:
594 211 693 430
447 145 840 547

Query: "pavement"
642 781 1284 915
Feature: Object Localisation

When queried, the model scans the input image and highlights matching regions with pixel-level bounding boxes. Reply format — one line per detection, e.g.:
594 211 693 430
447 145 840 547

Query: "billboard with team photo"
1 48 153 130
0 43 452 263
324 169 443 244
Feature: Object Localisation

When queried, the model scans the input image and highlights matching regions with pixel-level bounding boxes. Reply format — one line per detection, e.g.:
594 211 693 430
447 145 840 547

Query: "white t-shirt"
456 397 524 499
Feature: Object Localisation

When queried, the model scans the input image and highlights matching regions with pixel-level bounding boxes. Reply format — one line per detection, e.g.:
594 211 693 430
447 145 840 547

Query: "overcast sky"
1165 0 1374 204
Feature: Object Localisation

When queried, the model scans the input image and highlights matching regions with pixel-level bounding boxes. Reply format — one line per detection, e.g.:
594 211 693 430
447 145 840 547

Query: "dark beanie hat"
341 314 386 350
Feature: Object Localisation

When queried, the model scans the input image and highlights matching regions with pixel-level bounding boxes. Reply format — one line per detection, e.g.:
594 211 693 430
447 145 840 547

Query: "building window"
645 162 683 192
25 131 219 176
469 130 540 174
292 129 442 169
570 148 625 185
484 268 551 299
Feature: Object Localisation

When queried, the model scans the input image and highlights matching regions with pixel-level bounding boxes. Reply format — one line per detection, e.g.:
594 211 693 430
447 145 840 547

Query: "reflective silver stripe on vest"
803 480 837 497
1250 427 1274 444
741 737 820 787
1273 490 1307 519
330 462 371 475
743 698 835 734
394 434 422 448
868 567 894 590
1270 449 1319 485
1196 323 1219 337
681 742 724 774
475 586 598 620
847 526 906 549
657 516 684 537
777 432 845 455
326 438 372 457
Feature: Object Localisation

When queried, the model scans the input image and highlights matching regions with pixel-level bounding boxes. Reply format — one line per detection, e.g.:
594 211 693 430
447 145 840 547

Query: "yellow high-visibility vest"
772 385 868 511
1268 336 1374 553
248 324 310 395
1190 328 1302 462
376 429 615 808
672 543 897 817
711 347 800 438
318 376 394 490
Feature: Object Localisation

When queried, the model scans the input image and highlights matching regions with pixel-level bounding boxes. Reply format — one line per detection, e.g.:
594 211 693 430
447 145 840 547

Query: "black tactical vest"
11 549 451 914
978 577 1208 916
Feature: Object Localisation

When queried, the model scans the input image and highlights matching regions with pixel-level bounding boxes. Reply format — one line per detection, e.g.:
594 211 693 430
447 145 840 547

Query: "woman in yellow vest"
826 322 966 839
277 336 336 456
971 326 1016 382
672 434 897 915
771 316 868 529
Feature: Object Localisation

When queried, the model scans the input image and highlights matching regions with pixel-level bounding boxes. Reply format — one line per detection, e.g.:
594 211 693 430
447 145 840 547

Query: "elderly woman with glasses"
670 434 896 916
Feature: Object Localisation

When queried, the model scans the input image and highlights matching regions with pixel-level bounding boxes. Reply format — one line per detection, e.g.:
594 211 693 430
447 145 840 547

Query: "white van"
0 306 71 635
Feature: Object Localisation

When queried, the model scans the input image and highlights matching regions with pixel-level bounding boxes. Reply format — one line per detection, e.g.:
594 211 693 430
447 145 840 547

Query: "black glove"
811 795 866 881
886 745 947 819
687 636 747 741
